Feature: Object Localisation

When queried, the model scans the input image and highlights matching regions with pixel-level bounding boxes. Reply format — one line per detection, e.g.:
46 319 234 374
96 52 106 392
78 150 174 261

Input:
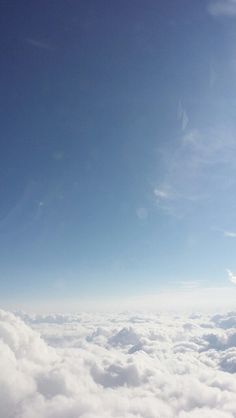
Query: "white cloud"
208 0 236 17
154 187 171 200
1 308 236 417
224 231 236 238
212 228 236 239
226 268 236 284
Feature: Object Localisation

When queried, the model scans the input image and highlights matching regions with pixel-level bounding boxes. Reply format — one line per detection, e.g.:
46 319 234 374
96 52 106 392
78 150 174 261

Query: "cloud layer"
0 309 236 417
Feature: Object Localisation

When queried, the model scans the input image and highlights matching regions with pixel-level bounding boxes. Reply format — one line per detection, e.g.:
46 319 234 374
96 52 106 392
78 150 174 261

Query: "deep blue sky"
1 0 236 305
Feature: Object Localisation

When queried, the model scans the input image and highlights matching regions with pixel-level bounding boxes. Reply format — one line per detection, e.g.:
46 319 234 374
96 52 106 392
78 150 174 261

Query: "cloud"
212 312 236 329
226 268 236 284
153 125 236 217
25 38 54 50
1 308 236 417
178 101 189 131
108 326 141 347
154 187 172 200
208 0 236 17
224 231 236 238
212 228 236 238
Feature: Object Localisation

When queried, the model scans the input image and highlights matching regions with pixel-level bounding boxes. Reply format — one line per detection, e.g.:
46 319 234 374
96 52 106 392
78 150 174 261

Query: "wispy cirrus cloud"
212 227 236 238
153 125 236 217
224 230 236 238
208 0 236 17
226 268 236 284
25 38 54 50
154 186 173 200
177 100 189 131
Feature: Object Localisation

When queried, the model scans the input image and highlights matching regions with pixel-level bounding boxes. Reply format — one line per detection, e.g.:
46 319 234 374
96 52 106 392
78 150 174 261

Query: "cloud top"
0 308 236 417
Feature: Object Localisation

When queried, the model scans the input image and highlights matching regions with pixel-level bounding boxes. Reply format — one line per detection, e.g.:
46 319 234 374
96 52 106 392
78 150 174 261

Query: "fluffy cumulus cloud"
0 309 236 418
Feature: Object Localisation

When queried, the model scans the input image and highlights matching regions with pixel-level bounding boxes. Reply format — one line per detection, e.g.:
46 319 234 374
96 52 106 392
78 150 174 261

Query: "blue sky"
1 0 236 308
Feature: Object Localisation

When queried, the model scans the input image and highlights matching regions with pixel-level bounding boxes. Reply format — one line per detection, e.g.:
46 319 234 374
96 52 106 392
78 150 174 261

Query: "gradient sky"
1 0 236 307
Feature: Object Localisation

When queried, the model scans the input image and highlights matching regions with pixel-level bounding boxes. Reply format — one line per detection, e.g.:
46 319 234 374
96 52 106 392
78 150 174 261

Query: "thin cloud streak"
177 100 189 131
212 228 236 238
224 230 236 238
25 38 55 50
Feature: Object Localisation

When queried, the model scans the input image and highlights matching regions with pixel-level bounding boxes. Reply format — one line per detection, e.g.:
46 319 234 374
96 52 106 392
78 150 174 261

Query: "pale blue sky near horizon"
1 0 236 304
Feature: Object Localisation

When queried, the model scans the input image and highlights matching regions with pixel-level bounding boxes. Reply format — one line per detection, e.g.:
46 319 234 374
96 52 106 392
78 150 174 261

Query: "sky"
1 0 236 310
